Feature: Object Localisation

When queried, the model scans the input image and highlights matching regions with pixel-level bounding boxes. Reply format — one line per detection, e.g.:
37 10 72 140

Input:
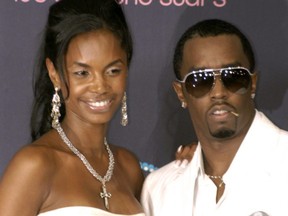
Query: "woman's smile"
83 98 113 112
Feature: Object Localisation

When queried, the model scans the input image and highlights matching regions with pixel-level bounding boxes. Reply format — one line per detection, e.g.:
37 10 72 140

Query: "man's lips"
208 104 237 119
209 105 232 115
212 109 230 115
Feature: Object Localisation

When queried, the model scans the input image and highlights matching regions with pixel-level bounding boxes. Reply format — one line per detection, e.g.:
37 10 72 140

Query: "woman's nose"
89 75 109 93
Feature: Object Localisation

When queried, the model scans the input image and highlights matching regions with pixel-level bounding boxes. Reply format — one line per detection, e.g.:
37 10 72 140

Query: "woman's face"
60 29 128 126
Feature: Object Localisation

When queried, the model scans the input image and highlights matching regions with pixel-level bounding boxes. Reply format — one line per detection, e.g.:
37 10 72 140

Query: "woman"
0 0 145 215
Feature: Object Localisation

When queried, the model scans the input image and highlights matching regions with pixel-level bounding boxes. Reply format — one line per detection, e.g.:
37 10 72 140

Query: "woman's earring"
51 87 61 129
181 101 187 109
251 93 255 99
121 92 128 126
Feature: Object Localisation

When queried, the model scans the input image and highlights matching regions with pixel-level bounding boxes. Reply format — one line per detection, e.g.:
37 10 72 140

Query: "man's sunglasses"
176 67 253 98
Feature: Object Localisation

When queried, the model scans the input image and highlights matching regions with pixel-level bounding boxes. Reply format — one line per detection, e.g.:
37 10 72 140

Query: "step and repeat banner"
1 0 288 175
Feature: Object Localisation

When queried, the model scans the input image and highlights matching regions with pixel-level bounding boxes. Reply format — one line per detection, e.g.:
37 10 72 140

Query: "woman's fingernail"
177 145 183 153
180 159 189 168
174 160 181 167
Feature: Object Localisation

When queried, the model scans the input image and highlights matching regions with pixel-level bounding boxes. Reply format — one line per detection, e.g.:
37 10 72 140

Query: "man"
141 19 288 216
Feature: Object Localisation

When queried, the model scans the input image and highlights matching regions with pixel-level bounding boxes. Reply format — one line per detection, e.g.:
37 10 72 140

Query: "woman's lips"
85 99 112 111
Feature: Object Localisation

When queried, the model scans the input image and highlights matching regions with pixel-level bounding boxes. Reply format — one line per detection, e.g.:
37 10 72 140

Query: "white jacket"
141 111 288 216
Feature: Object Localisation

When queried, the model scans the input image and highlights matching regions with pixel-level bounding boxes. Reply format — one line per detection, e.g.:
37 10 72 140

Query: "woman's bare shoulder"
0 131 61 215
111 144 144 199
112 145 141 168
1 131 63 186
2 130 68 184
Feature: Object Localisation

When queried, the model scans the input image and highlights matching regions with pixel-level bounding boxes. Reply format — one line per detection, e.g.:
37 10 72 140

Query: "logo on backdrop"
14 0 227 7
119 0 226 7
14 0 59 2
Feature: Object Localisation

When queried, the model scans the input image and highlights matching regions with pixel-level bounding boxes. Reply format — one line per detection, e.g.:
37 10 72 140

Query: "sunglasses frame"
176 66 253 97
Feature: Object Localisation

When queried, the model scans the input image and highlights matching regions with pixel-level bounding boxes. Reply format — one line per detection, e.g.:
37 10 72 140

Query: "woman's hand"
175 142 197 167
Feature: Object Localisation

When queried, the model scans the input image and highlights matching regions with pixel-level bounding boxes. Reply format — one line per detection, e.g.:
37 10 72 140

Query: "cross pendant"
100 184 112 210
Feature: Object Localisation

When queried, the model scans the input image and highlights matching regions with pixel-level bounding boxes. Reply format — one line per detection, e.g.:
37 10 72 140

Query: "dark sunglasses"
177 67 253 98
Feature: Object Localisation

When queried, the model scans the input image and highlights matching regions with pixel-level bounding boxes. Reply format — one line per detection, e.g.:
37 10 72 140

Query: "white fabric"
141 111 288 216
38 206 145 216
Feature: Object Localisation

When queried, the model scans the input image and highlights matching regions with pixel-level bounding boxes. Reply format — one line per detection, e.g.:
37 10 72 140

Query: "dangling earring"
251 93 255 99
181 101 187 109
121 92 128 126
51 87 61 129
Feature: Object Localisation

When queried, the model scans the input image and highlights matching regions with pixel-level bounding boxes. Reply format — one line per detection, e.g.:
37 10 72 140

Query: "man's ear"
173 81 187 107
46 58 61 88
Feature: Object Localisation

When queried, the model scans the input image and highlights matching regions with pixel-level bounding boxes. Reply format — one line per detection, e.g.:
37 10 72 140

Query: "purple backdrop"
1 0 288 175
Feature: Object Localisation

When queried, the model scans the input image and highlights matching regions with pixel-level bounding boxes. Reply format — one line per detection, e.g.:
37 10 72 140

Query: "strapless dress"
37 206 145 216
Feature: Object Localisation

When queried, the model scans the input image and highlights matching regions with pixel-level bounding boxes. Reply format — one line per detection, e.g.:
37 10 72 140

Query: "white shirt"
141 111 288 216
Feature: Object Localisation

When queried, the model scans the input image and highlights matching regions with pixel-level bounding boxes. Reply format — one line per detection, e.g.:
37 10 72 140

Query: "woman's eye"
74 70 89 77
106 68 121 76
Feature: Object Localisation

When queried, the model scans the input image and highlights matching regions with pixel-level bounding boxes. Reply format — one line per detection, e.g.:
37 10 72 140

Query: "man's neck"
201 136 244 176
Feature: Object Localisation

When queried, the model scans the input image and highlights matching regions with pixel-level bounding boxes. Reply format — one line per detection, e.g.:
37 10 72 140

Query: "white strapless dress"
38 206 145 216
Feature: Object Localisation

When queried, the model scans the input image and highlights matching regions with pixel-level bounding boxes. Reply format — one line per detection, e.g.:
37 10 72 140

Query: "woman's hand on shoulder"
174 142 198 167
0 145 54 216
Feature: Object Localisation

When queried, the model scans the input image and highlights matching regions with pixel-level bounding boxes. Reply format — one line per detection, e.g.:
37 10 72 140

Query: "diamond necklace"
54 124 115 210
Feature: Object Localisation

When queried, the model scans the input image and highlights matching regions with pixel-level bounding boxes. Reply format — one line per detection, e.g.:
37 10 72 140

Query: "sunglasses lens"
185 72 214 97
221 68 251 94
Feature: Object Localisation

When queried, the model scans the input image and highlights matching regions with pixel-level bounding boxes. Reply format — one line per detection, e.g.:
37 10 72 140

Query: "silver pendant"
100 184 112 210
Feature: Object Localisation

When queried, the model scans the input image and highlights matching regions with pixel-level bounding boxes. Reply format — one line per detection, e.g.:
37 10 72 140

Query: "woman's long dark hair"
30 0 133 141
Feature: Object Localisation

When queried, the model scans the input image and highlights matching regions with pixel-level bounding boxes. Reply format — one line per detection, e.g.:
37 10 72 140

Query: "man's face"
174 35 257 141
